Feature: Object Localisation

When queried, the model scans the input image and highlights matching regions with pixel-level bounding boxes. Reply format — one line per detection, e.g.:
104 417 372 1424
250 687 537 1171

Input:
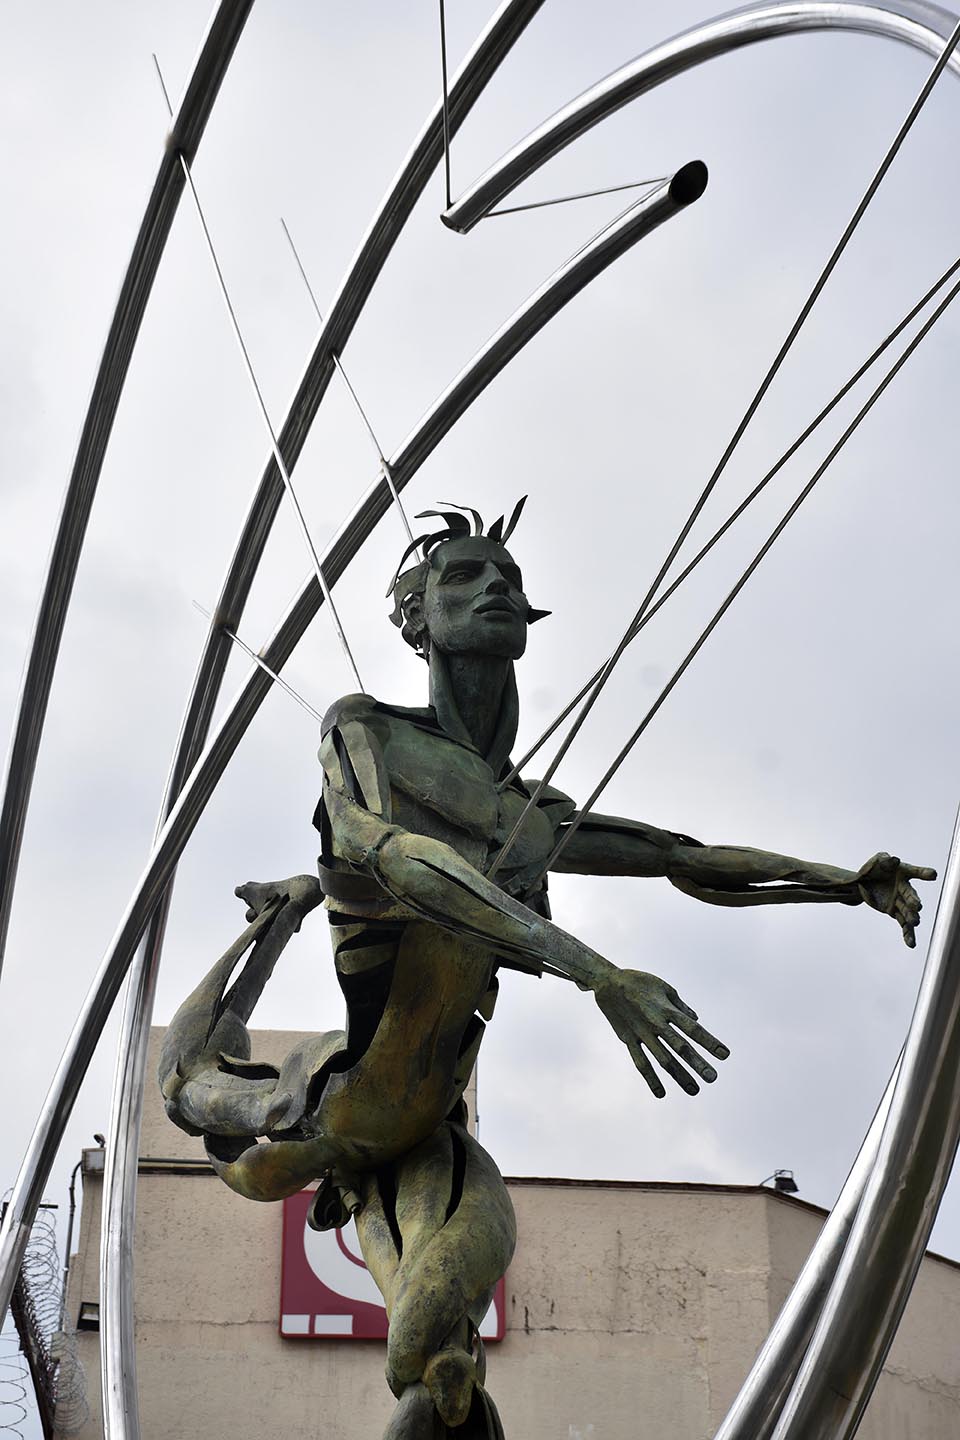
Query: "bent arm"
319 711 731 1097
325 779 618 990
553 812 862 907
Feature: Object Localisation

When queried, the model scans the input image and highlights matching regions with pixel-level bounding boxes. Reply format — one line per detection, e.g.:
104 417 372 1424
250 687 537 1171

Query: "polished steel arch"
0 0 255 987
2 5 960 1440
100 2 548 1431
443 0 960 232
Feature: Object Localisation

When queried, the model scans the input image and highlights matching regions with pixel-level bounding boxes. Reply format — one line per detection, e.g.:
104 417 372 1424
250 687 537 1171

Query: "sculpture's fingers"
902 863 937 882
664 984 697 1020
896 891 921 925
643 1036 700 1095
661 1027 718 1083
898 893 921 924
892 901 917 946
670 1011 730 1060
624 1038 666 1099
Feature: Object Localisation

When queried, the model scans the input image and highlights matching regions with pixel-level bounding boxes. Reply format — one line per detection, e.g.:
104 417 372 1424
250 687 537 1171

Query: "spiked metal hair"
386 497 549 654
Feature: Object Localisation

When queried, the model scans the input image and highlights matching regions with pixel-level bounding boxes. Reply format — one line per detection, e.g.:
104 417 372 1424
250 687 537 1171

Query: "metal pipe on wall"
1 152 705 1324
0 0 254 987
443 1 960 233
769 806 960 1439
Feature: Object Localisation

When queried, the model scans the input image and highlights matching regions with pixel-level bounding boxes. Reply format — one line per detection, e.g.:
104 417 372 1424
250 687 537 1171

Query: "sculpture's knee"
422 1340 476 1427
385 1124 514 1389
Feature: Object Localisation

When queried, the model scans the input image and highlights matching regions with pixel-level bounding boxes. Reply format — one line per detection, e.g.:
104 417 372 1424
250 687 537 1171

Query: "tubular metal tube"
0 0 254 986
443 1 960 232
96 4 546 1433
1 152 705 1326
713 1060 900 1440
770 807 960 1440
96 5 546 1433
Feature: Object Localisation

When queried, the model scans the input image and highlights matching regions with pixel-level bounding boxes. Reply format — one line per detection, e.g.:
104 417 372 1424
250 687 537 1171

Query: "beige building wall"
61 1030 960 1439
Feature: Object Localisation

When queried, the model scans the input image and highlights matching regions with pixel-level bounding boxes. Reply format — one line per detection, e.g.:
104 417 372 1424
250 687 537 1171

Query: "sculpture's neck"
429 650 518 776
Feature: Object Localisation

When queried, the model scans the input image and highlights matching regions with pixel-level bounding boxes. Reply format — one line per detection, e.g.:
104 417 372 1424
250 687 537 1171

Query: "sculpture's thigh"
356 1120 515 1418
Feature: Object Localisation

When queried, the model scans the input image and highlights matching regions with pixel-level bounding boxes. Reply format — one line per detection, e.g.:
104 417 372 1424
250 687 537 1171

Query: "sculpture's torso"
312 694 574 1164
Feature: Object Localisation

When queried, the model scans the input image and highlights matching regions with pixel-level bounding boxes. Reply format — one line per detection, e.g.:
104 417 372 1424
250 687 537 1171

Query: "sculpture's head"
387 499 549 661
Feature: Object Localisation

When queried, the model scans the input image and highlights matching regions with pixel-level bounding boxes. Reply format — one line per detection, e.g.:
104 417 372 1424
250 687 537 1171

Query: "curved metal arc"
123 0 549 1078
168 0 549 827
0 151 703 1326
0 0 255 987
443 0 960 232
770 807 960 1438
98 4 547 1433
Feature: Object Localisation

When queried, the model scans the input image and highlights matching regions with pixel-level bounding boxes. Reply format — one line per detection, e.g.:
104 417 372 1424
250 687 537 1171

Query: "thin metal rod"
280 217 416 548
713 1057 902 1440
444 1 960 232
439 0 453 209
486 176 668 217
154 55 364 693
543 267 960 879
489 14 960 877
0 1 253 989
59 1159 82 1333
192 601 323 723
770 800 960 1439
0 152 705 1331
502 246 960 790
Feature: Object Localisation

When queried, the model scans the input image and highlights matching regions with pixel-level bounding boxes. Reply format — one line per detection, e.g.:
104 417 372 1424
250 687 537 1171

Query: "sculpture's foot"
423 1344 475 1427
382 1379 505 1439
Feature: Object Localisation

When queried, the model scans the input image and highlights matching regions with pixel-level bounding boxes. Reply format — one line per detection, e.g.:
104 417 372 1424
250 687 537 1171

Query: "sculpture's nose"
486 574 509 594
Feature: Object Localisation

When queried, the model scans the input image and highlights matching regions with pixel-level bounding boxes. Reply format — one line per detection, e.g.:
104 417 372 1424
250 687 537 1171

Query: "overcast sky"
3 0 960 1425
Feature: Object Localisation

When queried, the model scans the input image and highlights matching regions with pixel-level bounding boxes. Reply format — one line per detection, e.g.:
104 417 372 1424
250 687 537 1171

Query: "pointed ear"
403 590 427 642
527 607 551 624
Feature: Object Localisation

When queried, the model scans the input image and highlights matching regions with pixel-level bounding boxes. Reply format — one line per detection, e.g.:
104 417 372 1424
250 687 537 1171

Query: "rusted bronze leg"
357 1120 515 1436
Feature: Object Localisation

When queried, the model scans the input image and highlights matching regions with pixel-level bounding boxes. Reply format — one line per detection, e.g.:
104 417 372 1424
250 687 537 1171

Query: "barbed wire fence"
0 1316 29 1438
2 1199 88 1439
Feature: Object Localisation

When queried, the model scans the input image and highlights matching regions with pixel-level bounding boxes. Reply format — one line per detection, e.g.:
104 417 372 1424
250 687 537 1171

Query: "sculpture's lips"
475 597 518 615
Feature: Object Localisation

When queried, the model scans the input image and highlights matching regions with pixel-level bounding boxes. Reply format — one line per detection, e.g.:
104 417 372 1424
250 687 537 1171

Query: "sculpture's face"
416 536 530 659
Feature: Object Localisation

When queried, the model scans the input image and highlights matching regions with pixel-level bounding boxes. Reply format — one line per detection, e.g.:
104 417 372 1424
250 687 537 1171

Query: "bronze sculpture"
160 501 935 1438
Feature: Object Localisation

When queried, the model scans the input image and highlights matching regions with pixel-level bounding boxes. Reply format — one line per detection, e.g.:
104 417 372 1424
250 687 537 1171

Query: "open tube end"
669 160 708 206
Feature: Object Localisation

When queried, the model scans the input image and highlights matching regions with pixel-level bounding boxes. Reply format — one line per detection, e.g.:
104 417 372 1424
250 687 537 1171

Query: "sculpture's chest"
380 721 554 874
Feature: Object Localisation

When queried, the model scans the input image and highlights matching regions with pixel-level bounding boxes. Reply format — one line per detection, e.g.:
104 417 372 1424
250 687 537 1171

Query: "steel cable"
489 16 960 875
500 247 960 789
541 266 960 879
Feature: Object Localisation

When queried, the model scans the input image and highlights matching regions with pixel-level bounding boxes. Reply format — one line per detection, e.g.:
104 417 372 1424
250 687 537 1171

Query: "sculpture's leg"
356 1119 515 1437
158 884 350 1202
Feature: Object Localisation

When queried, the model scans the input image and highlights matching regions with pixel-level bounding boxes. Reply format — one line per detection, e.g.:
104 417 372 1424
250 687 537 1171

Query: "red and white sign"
280 1190 505 1340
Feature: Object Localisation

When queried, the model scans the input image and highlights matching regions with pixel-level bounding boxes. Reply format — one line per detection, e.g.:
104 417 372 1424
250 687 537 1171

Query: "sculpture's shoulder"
521 778 578 831
320 692 444 748
321 691 388 738
321 692 498 847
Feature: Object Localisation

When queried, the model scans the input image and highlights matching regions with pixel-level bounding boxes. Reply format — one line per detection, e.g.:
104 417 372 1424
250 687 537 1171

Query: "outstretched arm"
553 812 936 948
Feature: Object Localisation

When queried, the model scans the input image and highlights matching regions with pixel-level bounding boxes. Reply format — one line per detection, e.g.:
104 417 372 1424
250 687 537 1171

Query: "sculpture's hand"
593 969 729 1098
234 875 322 927
854 853 937 949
